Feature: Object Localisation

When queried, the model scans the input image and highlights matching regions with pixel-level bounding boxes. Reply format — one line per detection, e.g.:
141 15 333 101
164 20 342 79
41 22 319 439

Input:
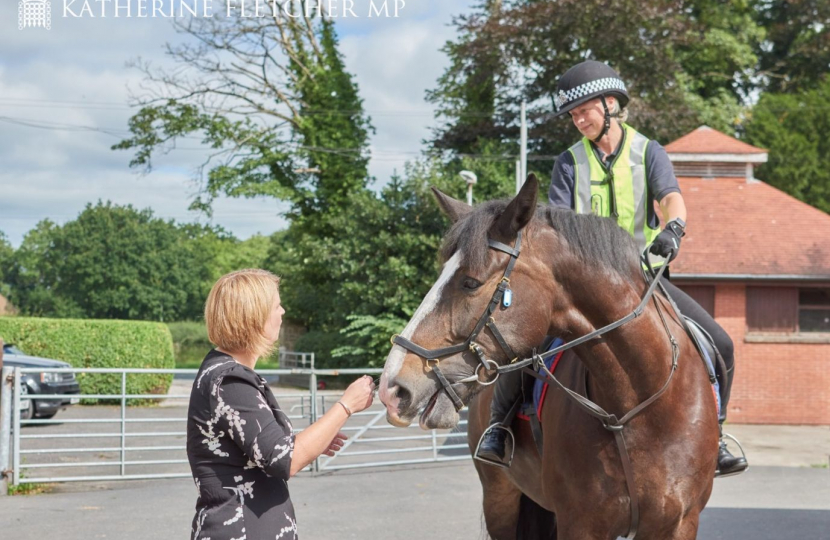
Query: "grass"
175 345 280 370
7 481 51 496
809 462 829 469
6 466 53 496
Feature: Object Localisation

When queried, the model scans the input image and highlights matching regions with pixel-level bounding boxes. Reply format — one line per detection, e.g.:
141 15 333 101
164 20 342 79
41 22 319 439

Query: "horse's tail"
516 494 557 540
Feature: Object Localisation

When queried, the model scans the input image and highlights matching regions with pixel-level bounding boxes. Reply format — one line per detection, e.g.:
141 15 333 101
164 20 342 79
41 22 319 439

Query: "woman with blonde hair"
186 269 375 540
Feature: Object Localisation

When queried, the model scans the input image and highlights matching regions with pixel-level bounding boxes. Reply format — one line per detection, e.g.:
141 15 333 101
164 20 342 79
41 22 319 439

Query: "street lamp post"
460 170 478 206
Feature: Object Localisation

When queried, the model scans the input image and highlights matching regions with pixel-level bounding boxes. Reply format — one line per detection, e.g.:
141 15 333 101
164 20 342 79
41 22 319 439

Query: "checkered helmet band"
554 77 628 111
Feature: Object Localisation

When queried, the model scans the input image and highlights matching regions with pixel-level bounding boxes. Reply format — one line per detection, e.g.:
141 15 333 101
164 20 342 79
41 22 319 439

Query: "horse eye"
462 277 483 290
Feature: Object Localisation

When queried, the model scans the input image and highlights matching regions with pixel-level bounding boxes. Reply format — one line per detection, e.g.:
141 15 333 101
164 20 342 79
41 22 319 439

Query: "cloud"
339 1 468 183
0 0 470 246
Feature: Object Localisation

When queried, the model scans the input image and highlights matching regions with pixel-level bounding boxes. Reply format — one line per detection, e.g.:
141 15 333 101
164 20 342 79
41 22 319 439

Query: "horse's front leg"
664 510 701 540
468 388 523 540
554 519 617 540
475 460 523 540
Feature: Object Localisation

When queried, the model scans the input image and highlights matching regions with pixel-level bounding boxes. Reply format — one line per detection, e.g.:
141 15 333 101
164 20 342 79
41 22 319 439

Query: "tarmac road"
2 462 828 539
3 380 828 539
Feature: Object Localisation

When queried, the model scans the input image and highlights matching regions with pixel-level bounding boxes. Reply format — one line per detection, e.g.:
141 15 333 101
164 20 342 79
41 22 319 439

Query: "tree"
428 0 773 158
428 0 703 160
743 77 830 213
59 203 213 320
4 220 81 318
753 0 830 94
6 203 224 321
290 18 374 219
187 228 272 284
113 10 372 221
0 231 15 299
0 232 12 278
674 0 765 132
427 0 508 156
267 161 462 367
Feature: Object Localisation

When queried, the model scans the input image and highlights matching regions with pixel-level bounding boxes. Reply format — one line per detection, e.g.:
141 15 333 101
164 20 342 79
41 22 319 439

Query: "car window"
3 345 26 355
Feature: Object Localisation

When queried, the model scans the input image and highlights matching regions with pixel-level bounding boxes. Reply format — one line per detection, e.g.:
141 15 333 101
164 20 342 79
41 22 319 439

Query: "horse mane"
440 200 640 283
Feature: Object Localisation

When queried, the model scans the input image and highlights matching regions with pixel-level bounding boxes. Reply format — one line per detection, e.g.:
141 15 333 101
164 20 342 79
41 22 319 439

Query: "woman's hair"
204 269 281 360
609 94 629 123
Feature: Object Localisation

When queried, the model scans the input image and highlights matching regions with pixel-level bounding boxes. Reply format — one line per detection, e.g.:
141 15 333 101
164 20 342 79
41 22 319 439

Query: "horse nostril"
394 384 412 412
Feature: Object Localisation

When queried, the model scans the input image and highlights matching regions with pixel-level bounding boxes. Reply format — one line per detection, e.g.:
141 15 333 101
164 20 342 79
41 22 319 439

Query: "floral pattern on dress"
187 350 297 540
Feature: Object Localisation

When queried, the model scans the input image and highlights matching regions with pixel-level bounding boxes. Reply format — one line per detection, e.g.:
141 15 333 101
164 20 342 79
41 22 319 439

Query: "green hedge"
0 317 174 402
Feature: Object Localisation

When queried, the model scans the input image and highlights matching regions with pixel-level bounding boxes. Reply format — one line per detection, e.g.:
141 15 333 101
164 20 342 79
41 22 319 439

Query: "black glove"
649 219 685 262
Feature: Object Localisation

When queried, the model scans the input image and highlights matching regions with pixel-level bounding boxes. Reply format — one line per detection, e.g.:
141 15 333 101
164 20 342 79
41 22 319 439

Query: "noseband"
391 232 523 411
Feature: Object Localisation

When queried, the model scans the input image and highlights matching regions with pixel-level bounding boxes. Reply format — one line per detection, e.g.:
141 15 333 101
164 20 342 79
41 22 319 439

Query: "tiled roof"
665 126 766 155
671 177 830 277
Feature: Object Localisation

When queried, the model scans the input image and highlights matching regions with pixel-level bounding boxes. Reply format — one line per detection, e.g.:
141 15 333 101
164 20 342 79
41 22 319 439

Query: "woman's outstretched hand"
341 375 375 414
322 431 348 457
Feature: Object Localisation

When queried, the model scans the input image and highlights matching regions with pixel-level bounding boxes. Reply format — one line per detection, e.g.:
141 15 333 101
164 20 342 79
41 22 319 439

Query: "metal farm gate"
0 362 470 491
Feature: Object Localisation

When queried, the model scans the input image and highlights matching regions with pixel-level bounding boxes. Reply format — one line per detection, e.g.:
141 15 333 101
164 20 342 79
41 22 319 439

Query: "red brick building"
666 126 830 425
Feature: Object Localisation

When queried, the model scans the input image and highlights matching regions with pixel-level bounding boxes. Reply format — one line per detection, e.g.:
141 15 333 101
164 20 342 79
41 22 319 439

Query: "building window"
747 286 830 333
799 289 830 332
746 287 797 332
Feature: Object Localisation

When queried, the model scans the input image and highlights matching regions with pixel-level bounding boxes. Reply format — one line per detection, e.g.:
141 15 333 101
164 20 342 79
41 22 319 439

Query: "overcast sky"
1 0 472 247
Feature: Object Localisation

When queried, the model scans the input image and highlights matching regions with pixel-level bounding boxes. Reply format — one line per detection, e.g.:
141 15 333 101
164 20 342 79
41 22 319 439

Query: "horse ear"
431 187 472 223
491 174 539 240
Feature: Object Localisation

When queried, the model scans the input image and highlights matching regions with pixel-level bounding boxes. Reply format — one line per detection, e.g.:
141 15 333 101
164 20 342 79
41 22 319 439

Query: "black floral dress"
187 349 297 540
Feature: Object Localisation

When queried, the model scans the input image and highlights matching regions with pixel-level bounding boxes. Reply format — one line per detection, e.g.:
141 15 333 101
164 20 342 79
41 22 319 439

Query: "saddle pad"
685 317 722 416
517 337 565 421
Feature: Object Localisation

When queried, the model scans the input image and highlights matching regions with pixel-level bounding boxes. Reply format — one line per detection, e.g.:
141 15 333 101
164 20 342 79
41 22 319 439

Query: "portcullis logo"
19 0 51 30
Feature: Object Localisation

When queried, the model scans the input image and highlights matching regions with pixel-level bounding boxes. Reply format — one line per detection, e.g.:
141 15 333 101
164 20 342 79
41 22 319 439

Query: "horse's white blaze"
382 252 461 382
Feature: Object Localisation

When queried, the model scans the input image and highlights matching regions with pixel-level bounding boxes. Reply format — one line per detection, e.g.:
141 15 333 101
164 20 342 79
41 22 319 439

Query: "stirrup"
715 432 749 479
474 424 516 469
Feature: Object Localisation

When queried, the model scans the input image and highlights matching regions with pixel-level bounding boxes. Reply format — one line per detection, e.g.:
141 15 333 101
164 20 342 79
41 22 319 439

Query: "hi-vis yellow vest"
567 124 661 254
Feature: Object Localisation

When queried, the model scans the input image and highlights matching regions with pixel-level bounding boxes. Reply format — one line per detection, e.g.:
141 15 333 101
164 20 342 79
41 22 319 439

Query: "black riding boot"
477 368 523 464
716 364 748 477
717 423 748 477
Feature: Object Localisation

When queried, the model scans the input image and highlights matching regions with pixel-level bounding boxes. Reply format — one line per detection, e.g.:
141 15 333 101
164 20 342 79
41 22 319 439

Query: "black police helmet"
553 60 629 117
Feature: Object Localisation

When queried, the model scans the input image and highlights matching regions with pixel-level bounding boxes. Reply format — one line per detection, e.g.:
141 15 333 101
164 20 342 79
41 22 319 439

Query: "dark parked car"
2 344 81 420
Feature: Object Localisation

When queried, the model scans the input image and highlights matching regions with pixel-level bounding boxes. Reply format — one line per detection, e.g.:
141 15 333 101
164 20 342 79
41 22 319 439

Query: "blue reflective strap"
502 289 513 308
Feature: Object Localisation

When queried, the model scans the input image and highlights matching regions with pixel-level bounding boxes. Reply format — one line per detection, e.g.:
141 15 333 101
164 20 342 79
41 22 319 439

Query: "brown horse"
378 176 718 540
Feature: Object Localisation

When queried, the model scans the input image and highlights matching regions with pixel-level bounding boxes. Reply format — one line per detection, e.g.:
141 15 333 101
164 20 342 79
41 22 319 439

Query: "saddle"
683 316 721 414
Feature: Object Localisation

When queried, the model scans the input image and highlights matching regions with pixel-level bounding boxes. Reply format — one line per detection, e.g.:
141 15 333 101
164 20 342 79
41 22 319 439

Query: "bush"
332 314 407 368
0 317 174 402
295 330 343 369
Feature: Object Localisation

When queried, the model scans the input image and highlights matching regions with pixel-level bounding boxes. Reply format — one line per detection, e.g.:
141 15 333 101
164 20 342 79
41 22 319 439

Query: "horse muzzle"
379 370 462 429
378 373 416 427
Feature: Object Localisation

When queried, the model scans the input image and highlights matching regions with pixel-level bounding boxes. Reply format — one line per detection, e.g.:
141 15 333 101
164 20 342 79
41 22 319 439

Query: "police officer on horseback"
477 60 748 478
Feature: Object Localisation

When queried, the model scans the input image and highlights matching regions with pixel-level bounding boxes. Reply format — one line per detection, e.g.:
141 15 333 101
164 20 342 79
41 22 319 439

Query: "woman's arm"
290 406 349 476
289 375 375 476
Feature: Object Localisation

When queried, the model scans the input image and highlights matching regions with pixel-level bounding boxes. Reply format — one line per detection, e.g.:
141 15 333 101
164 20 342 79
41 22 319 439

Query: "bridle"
391 232 524 412
390 227 683 540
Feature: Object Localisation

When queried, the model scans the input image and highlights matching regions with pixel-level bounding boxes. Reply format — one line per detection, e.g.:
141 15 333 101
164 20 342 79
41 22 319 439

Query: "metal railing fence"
0 365 470 491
